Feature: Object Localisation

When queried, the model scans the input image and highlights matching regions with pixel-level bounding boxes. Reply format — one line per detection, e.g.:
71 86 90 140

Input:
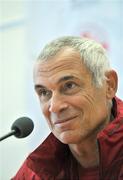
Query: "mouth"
53 115 78 127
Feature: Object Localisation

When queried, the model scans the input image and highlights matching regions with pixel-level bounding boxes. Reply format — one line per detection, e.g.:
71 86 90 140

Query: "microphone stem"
0 129 16 141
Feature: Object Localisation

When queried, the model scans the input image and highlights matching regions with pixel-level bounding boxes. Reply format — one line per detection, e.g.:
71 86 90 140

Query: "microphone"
0 117 34 142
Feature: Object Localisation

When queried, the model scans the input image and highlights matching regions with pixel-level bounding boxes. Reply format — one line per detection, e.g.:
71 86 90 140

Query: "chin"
55 131 82 145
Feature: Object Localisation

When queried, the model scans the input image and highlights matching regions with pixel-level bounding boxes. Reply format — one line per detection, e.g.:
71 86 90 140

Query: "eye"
40 89 48 96
37 88 52 101
64 82 76 89
62 81 79 95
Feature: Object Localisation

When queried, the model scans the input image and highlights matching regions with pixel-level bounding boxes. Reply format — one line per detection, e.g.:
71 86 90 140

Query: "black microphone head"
11 117 34 138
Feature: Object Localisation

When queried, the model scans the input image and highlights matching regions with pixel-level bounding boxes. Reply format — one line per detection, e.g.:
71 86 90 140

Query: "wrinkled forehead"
34 48 85 74
33 48 92 84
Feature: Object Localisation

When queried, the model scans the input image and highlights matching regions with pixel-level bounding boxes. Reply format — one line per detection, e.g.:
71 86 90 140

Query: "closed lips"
53 115 78 125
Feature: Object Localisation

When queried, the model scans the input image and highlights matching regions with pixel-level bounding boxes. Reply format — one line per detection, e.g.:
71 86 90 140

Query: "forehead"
33 48 91 85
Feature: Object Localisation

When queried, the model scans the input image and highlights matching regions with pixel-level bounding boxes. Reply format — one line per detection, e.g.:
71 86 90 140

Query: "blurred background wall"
0 0 123 179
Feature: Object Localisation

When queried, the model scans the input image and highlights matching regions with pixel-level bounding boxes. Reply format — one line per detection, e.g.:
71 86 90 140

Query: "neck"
69 137 99 168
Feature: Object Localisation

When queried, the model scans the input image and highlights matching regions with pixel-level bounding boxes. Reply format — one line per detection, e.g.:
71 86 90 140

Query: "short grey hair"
37 36 111 87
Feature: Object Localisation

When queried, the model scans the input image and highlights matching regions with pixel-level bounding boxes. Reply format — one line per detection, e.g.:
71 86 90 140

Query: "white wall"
0 2 30 179
0 2 49 179
0 1 122 179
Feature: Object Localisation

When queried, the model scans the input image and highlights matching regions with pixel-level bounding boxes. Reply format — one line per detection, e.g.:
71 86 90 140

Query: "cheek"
40 101 49 118
81 93 109 126
41 103 53 128
74 93 104 122
73 92 95 111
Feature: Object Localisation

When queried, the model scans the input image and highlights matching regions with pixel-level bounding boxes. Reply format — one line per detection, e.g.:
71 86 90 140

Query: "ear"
105 70 118 99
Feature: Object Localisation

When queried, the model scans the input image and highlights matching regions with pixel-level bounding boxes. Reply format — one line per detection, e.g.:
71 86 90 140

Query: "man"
13 36 123 179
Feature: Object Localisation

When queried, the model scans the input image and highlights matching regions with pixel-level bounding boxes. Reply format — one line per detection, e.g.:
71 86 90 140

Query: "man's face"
34 48 111 144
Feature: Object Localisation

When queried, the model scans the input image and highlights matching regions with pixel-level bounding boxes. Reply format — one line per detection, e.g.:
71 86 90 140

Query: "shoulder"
12 133 69 179
11 159 40 180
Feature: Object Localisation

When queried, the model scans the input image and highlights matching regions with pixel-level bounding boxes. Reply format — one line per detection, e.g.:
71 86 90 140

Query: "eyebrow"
34 84 45 90
57 75 75 84
34 75 76 90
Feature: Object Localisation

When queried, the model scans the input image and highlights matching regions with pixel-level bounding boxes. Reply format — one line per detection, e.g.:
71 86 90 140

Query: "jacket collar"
97 97 123 176
27 133 72 177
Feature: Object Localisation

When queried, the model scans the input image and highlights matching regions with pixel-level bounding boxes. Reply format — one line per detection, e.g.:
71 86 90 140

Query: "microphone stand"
0 129 16 141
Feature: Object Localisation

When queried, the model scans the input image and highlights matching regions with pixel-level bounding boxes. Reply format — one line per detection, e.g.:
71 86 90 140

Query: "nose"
49 93 68 113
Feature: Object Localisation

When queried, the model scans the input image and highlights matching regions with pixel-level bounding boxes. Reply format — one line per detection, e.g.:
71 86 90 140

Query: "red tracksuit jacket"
12 97 123 180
